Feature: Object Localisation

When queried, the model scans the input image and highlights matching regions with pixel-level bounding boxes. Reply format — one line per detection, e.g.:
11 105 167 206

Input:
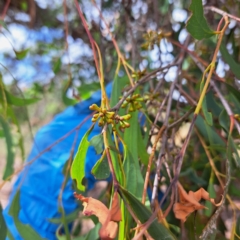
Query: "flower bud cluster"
143 92 160 101
89 104 132 129
114 114 131 131
121 94 143 112
131 69 146 80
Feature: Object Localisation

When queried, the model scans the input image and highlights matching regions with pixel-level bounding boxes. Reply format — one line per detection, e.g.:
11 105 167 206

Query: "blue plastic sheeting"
3 83 112 240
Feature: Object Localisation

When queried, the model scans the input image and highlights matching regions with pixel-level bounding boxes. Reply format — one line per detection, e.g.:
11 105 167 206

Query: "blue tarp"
3 83 112 239
3 83 164 239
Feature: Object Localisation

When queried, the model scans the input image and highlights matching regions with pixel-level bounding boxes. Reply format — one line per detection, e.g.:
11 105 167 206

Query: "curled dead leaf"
74 191 121 240
173 182 223 222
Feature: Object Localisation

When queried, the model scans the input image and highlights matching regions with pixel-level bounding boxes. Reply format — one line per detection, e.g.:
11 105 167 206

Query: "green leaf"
0 20 10 32
110 75 129 108
206 91 222 117
186 0 214 40
106 127 124 185
219 109 229 132
123 111 144 199
123 147 138 195
0 115 14 179
204 183 216 217
236 216 240 237
89 134 103 155
220 44 240 79
57 223 101 240
119 187 176 240
7 230 15 240
219 110 240 167
223 82 240 103
8 190 45 240
78 82 100 100
0 203 7 240
137 125 149 166
180 168 207 186
71 125 94 191
48 208 80 224
200 79 213 126
195 115 225 147
7 106 25 160
230 138 240 167
91 152 110 180
62 87 78 106
0 88 39 106
73 223 101 240
202 97 213 126
53 58 62 74
228 184 240 198
14 48 30 60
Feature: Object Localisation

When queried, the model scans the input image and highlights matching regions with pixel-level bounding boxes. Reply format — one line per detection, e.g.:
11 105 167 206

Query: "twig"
151 63 183 204
74 0 101 80
0 114 93 189
0 0 10 21
199 159 231 239
110 63 176 111
141 125 166 204
205 6 240 22
211 81 240 135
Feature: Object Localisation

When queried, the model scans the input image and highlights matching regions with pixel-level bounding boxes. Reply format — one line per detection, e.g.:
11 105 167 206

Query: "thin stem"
194 16 229 115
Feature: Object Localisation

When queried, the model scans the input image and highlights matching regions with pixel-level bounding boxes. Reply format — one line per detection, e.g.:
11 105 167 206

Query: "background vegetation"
0 0 240 239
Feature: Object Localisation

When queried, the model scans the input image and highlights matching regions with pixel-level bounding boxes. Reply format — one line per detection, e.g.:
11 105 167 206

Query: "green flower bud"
89 104 100 111
106 111 115 118
129 105 134 112
106 118 114 124
121 114 131 120
93 113 99 119
123 121 130 128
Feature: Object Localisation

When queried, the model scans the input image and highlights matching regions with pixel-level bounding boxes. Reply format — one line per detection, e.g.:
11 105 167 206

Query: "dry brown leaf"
74 191 121 240
173 182 222 222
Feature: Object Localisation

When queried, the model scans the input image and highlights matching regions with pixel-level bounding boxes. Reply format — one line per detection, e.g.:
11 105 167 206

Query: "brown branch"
0 0 10 21
205 6 240 22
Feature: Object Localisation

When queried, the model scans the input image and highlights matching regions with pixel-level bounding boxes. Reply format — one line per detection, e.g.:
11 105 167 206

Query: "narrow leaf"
62 88 78 106
0 89 39 106
71 125 94 191
0 20 10 32
110 75 129 108
14 48 30 60
91 152 110 180
7 230 14 240
8 190 45 240
224 82 240 103
220 44 240 79
202 97 213 126
119 187 176 240
123 148 138 195
137 125 149 166
106 128 124 185
53 58 62 74
186 0 214 40
89 134 104 155
200 79 213 126
219 109 229 132
0 115 15 179
123 111 144 199
204 183 216 217
72 223 101 240
0 203 7 240
48 208 80 224
236 216 240 237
